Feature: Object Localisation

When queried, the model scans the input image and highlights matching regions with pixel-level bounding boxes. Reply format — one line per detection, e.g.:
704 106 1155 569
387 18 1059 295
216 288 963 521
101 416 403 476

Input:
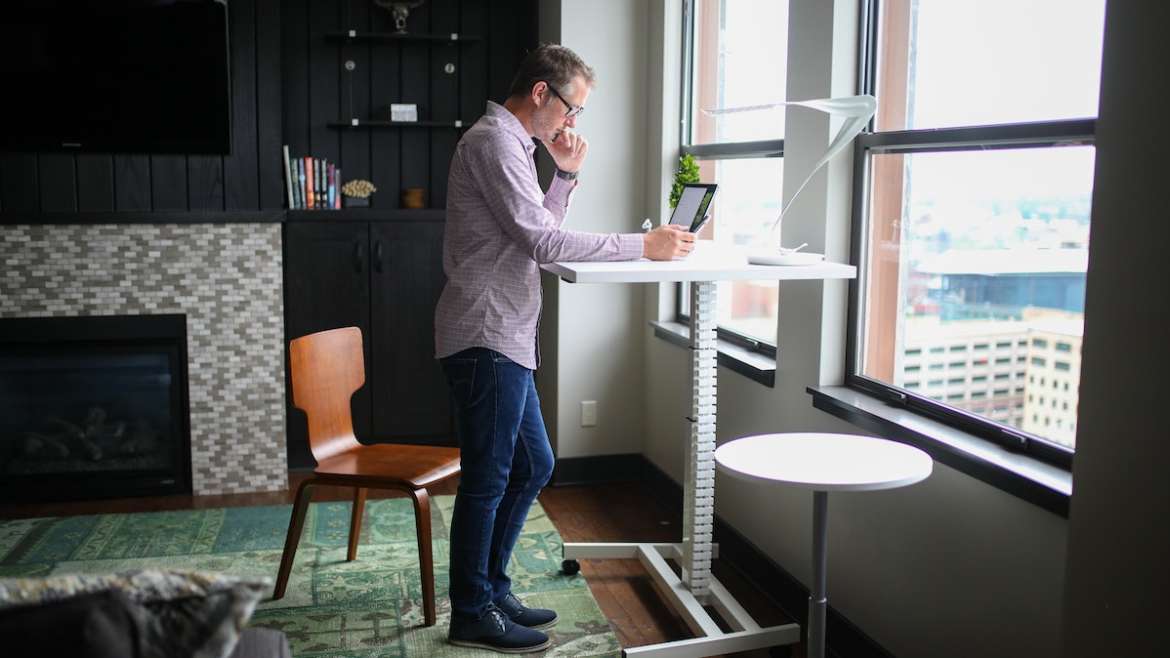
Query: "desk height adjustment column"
683 280 718 600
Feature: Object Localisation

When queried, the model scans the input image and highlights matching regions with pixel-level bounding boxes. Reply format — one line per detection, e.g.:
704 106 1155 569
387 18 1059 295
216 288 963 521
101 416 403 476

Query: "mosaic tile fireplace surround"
0 223 287 496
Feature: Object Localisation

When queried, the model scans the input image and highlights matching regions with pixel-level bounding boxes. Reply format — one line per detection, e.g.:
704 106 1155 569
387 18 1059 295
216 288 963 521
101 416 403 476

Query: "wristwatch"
555 168 578 181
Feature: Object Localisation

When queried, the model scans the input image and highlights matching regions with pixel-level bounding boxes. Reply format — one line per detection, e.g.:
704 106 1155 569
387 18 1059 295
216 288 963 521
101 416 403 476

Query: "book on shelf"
296 159 305 209
283 149 349 210
282 145 295 209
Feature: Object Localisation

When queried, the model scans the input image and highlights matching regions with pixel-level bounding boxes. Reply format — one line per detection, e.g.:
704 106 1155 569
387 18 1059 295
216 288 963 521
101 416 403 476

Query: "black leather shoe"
448 605 551 654
495 592 559 630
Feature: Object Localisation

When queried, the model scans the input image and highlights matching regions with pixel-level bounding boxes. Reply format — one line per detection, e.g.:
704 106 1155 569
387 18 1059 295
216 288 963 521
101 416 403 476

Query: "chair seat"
314 443 461 489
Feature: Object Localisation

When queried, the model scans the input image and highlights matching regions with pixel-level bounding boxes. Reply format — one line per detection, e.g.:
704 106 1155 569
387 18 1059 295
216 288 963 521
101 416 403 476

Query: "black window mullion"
683 139 784 160
859 118 1096 153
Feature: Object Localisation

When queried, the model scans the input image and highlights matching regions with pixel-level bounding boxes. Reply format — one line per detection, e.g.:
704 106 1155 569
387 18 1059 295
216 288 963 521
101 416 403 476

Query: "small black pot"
343 195 370 208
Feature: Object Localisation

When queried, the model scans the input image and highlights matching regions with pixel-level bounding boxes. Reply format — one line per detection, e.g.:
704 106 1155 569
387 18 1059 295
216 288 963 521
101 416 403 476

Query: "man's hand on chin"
543 128 589 174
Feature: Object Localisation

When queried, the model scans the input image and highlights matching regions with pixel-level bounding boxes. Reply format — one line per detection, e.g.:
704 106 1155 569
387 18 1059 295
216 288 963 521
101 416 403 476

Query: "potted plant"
341 179 377 207
669 153 700 208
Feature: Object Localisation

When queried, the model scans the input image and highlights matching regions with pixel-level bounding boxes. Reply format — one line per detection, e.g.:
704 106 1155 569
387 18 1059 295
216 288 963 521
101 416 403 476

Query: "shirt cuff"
545 174 577 208
619 233 645 260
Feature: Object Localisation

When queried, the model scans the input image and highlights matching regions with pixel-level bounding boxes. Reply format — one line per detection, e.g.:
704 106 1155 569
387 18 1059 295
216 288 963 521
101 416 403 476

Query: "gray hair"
507 44 596 98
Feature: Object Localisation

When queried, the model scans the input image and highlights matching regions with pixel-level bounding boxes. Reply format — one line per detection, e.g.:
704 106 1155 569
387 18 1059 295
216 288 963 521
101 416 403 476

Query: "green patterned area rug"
0 496 620 657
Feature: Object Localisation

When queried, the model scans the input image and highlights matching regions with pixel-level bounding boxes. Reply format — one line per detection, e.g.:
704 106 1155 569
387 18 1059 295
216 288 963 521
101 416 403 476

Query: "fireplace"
0 315 191 501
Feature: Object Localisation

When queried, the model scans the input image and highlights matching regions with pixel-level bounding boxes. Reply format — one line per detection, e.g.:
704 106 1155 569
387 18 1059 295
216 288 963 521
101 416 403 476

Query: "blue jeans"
441 347 555 621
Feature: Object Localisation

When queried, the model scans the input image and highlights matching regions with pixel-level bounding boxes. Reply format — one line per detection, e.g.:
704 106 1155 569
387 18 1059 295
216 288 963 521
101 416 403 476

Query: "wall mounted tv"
0 0 231 154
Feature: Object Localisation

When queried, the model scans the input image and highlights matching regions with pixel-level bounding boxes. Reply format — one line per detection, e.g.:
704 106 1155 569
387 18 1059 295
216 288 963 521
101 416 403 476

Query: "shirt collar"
485 101 535 153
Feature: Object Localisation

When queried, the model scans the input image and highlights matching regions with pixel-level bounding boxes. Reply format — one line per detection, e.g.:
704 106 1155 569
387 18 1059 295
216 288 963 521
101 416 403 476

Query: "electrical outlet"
581 400 597 427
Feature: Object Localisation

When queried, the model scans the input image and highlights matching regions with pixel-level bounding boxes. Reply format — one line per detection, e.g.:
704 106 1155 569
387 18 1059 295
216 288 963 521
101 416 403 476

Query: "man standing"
434 45 693 652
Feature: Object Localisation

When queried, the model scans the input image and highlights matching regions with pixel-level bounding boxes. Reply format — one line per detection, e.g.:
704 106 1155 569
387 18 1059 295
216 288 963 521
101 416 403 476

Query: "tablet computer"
668 183 718 233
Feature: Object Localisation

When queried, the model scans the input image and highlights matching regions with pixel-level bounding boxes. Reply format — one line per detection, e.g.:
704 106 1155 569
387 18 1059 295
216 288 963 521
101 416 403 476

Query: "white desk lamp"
702 95 877 266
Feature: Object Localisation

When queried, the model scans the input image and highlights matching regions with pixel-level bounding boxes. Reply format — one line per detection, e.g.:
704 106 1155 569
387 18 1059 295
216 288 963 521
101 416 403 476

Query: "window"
848 0 1103 465
1056 341 1073 352
1055 361 1071 371
678 0 789 352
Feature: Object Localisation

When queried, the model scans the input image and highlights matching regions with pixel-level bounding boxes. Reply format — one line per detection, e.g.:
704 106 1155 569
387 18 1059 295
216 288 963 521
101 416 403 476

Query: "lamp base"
747 250 825 266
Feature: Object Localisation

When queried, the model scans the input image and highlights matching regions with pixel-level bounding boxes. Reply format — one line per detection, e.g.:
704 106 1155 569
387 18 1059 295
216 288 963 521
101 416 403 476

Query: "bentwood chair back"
274 326 460 627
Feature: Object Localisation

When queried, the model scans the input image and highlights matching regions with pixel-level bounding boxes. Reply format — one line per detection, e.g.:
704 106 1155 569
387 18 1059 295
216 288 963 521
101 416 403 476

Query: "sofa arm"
227 628 291 658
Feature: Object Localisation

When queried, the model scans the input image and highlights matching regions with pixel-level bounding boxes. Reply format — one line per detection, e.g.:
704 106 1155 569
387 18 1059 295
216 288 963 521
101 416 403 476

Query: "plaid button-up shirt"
434 102 643 369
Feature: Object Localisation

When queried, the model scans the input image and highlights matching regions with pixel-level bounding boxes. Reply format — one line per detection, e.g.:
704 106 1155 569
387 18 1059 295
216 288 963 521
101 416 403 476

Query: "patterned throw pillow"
0 570 271 658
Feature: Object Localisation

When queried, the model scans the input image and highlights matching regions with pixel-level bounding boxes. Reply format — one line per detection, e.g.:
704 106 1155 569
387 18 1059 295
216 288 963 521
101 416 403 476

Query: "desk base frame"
562 542 800 657
562 282 799 657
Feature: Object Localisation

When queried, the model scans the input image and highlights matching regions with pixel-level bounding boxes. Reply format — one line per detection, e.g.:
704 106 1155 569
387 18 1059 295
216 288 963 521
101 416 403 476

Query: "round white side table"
714 433 933 658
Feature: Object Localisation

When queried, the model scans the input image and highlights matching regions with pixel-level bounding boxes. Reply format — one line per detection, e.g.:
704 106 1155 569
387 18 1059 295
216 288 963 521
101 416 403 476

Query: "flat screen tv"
0 0 231 154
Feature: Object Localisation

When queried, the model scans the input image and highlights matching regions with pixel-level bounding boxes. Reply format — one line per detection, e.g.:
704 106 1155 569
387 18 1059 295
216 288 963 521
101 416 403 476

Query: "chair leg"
410 488 436 627
347 487 367 561
274 478 315 600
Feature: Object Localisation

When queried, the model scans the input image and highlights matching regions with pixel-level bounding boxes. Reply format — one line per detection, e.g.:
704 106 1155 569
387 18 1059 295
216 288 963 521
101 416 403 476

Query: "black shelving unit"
327 120 465 129
326 30 482 43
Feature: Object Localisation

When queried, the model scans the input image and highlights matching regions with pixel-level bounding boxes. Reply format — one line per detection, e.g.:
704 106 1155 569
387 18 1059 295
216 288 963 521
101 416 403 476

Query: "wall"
642 2 1069 657
538 0 651 460
1060 3 1170 656
0 224 286 496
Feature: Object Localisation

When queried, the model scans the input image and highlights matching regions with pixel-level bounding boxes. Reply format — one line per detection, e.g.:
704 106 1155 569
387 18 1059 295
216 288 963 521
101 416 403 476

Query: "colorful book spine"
296 159 306 209
316 158 324 209
327 162 334 209
304 156 314 209
333 167 341 209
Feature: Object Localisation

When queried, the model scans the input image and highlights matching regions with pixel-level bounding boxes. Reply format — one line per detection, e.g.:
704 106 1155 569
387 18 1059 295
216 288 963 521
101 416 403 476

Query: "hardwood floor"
0 474 800 657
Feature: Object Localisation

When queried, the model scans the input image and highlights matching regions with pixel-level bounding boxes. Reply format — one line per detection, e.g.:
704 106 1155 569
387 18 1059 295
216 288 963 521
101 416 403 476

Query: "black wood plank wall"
0 0 538 217
285 0 538 211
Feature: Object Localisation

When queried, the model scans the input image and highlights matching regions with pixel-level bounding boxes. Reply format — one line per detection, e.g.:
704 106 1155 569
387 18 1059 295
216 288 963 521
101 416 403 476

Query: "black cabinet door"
283 222 372 467
369 220 454 445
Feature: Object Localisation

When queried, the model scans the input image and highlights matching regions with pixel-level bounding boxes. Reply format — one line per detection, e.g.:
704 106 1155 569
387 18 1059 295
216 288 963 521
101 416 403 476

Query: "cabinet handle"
353 241 363 273
374 240 384 273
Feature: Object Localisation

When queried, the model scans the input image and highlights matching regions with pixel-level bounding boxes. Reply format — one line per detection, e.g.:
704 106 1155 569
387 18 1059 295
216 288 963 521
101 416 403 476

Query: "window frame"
843 0 1097 470
675 0 784 360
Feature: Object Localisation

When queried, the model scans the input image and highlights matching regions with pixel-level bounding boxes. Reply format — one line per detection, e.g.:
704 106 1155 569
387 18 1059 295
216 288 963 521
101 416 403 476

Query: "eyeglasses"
543 82 584 118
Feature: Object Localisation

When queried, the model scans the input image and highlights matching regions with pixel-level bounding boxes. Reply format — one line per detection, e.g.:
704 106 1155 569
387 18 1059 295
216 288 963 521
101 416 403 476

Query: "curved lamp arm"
703 95 877 246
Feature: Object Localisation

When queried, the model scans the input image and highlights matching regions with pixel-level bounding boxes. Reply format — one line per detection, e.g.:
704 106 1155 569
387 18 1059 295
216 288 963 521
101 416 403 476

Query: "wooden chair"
274 326 460 627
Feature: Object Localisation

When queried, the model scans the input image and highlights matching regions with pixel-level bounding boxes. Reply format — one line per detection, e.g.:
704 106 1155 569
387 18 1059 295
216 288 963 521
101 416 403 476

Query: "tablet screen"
669 184 718 232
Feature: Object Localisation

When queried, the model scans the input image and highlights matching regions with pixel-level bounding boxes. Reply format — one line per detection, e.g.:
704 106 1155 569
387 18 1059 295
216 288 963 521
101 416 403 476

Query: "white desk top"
541 244 857 284
714 433 933 492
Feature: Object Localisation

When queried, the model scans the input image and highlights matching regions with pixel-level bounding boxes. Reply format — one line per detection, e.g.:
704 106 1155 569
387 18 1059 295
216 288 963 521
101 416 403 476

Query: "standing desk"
541 247 856 657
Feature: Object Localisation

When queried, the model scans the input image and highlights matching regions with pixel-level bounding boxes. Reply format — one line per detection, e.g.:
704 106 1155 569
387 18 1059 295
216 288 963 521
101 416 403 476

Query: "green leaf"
669 153 701 208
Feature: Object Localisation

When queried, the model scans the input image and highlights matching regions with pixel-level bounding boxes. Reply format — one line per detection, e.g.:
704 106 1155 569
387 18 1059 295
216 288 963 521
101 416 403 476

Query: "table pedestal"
809 491 829 658
562 281 800 657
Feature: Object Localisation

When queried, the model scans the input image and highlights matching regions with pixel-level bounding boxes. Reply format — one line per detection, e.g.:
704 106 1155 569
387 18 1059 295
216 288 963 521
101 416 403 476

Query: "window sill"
651 320 775 387
808 385 1071 517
